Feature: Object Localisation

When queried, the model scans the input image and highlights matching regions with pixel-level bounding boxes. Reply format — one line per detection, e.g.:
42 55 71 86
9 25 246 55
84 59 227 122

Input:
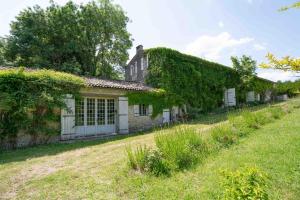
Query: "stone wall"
128 105 164 132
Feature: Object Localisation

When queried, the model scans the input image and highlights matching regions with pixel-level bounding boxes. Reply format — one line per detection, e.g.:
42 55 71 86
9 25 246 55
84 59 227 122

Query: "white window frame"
75 97 116 127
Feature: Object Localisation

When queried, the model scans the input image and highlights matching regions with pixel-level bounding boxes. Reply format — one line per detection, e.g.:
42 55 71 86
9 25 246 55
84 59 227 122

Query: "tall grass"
126 102 296 176
126 145 149 172
155 127 208 170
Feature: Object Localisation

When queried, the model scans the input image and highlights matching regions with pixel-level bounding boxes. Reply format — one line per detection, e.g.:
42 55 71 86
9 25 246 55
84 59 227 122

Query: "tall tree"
4 0 132 79
231 55 257 90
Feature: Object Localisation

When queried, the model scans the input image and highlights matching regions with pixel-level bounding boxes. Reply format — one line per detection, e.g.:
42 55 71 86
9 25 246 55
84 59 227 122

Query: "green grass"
1 99 300 199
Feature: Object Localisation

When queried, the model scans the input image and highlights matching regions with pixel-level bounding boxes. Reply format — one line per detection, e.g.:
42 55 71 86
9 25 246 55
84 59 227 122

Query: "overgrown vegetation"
2 0 132 79
127 102 298 176
1 98 300 199
127 48 273 116
126 128 208 175
0 67 84 147
220 167 269 200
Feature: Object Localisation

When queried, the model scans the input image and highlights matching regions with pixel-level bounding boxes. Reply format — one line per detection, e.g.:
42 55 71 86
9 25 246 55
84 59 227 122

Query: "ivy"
126 89 179 118
0 67 85 147
127 48 274 116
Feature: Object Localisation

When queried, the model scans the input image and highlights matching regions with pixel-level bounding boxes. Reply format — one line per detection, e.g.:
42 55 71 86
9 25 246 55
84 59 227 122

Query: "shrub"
220 167 269 200
146 149 171 176
211 124 237 147
155 127 207 170
126 145 150 172
268 107 285 119
241 111 261 129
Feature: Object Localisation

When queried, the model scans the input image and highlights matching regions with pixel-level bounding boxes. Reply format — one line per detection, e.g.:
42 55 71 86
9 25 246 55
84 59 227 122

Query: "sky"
1 0 300 81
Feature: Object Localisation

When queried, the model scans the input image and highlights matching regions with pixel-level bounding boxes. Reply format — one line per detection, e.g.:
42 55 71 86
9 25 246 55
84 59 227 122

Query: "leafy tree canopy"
4 0 132 79
279 1 300 11
260 53 300 72
231 55 257 90
260 1 300 72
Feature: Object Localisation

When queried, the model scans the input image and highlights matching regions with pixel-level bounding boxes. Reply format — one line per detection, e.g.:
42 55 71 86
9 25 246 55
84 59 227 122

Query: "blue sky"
1 0 300 81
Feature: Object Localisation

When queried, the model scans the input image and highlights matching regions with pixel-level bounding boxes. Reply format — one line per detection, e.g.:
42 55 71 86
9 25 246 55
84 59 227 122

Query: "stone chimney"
136 45 143 54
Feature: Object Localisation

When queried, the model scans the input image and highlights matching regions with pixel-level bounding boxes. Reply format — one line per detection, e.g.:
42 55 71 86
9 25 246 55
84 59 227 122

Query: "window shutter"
134 105 139 117
141 57 144 70
148 105 153 116
61 94 75 135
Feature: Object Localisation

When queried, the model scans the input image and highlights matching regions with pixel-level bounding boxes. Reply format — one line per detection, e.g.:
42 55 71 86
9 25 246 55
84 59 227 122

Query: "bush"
241 111 261 129
211 124 237 147
155 127 207 170
146 149 171 176
220 167 269 200
268 107 285 119
126 145 150 172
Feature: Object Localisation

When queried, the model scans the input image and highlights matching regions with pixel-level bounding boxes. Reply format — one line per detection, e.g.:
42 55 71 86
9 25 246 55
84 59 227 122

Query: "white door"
75 98 116 136
225 88 236 107
163 109 170 123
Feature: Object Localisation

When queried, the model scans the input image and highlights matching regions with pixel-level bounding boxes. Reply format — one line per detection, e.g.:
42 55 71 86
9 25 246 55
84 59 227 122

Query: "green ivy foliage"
138 48 273 113
126 89 179 118
275 80 300 96
0 67 85 146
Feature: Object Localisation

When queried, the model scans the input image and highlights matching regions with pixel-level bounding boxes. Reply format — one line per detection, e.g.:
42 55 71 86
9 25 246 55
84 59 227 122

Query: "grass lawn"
1 99 300 199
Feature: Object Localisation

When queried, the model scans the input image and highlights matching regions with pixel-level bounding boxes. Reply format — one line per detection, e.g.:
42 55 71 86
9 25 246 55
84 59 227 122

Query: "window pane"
87 98 95 126
107 99 115 125
75 98 84 126
97 99 105 125
139 104 147 116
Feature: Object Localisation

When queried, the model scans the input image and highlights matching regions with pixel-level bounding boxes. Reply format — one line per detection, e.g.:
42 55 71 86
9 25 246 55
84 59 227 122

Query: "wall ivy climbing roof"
141 47 274 112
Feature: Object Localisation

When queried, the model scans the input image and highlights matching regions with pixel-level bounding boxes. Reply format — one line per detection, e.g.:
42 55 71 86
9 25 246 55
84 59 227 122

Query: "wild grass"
155 127 208 170
126 145 149 172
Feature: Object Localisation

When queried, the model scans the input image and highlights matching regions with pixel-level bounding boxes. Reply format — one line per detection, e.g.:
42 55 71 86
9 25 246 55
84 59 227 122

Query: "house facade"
61 78 170 140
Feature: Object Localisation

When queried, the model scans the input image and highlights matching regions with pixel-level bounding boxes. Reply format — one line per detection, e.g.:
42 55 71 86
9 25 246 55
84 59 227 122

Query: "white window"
75 98 84 126
97 99 105 125
141 57 144 70
87 98 95 126
139 104 148 116
76 98 115 126
107 99 115 124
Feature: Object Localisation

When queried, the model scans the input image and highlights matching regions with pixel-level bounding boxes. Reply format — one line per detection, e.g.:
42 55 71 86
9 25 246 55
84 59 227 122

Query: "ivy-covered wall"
0 67 85 148
129 47 274 114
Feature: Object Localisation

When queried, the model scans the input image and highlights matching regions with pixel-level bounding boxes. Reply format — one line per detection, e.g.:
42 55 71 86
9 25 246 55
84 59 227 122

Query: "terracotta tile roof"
0 66 152 91
85 77 152 91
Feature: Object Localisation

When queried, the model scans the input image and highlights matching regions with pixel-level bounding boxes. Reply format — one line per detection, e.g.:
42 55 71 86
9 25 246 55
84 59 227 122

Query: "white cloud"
253 43 266 51
258 69 300 82
247 0 253 4
218 21 224 28
185 32 254 61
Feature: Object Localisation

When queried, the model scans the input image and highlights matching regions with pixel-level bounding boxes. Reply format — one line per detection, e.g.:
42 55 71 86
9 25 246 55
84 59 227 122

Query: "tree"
231 55 257 90
261 1 300 72
260 53 300 72
279 1 300 11
4 0 132 79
